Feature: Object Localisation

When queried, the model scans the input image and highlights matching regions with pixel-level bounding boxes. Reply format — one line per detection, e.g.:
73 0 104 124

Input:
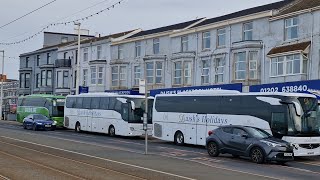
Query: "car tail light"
208 130 214 136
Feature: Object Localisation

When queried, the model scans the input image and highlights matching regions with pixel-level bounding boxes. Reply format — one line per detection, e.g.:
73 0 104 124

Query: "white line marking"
0 136 195 180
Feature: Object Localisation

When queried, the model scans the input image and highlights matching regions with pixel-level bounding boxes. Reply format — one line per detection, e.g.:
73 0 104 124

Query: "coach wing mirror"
280 100 301 116
130 101 136 111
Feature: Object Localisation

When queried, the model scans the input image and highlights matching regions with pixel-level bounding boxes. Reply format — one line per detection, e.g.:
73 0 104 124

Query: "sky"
0 0 281 79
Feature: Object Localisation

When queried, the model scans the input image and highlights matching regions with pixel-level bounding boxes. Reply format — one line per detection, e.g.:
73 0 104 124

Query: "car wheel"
75 122 81 133
32 124 37 131
174 131 184 146
207 141 220 157
108 125 115 137
250 147 265 164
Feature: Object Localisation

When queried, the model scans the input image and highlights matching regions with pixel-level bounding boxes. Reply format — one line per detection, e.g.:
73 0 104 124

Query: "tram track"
0 140 146 180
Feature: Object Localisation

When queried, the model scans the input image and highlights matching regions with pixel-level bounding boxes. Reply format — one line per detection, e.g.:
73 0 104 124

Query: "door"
229 128 250 155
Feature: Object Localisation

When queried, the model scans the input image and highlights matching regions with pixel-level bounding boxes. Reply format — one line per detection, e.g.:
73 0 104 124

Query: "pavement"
0 120 319 180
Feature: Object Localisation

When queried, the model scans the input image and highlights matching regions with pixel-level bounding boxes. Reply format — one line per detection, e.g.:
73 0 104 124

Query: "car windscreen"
245 127 271 139
34 114 49 120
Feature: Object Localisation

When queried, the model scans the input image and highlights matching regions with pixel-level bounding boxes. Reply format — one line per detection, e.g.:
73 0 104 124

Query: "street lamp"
75 22 81 95
0 50 4 120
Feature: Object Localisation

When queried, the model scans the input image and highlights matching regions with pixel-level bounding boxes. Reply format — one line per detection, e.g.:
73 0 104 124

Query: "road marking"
0 150 86 180
296 161 320 167
0 140 145 180
0 136 196 180
0 174 10 180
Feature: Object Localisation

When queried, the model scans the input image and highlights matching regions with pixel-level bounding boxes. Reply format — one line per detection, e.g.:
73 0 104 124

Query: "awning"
267 41 311 57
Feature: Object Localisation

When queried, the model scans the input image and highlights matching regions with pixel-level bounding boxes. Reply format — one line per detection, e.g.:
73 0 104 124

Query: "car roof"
218 125 260 130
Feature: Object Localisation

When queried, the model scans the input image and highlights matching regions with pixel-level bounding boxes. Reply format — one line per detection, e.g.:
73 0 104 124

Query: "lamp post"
0 50 4 120
75 23 81 95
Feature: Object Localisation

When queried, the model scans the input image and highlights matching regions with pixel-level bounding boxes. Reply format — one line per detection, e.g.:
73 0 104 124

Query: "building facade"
18 32 94 96
19 0 320 97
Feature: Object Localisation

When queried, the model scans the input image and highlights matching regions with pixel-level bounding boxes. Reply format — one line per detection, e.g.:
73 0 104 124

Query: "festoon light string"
0 0 124 46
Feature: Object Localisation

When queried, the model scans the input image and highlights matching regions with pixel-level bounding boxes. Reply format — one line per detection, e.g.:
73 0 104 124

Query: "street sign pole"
140 77 148 155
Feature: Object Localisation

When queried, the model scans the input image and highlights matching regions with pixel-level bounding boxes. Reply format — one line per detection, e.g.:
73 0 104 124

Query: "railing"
55 59 71 67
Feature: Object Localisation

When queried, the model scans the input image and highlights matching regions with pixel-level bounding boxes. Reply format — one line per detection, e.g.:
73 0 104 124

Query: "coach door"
83 97 92 132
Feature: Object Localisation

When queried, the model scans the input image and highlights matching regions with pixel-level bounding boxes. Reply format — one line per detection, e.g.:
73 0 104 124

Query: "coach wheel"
75 122 81 133
109 125 115 137
174 131 184 146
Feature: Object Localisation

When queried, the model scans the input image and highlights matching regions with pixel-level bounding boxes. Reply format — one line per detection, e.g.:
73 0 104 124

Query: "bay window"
146 61 163 84
173 61 192 85
134 66 141 86
215 57 225 83
111 66 127 87
201 57 210 85
98 67 104 85
234 52 246 80
249 51 258 79
271 54 305 77
91 67 96 84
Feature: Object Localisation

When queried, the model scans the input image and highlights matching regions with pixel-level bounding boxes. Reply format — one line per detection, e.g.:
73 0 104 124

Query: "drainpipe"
228 23 232 84
195 32 199 86
262 41 266 84
309 10 314 80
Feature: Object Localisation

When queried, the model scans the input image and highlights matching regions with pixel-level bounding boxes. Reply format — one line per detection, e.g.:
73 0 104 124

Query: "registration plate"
45 125 51 127
284 153 293 157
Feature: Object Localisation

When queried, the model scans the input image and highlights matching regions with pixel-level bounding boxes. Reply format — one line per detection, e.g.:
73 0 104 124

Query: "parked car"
22 114 56 131
206 125 294 164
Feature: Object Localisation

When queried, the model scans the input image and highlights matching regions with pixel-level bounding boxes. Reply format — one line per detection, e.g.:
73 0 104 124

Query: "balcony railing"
55 59 71 68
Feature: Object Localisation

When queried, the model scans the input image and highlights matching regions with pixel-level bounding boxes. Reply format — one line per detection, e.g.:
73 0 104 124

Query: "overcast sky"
0 0 281 79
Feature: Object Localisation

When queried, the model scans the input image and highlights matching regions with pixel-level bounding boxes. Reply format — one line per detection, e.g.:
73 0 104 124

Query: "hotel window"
98 67 104 85
97 45 102 60
90 66 97 84
111 66 127 87
134 66 141 86
234 52 246 80
135 41 141 57
202 31 211 50
47 53 51 64
37 55 40 66
26 57 29 68
201 57 210 85
243 22 253 40
153 38 160 54
285 17 298 40
57 71 62 88
83 48 88 61
118 45 124 59
20 74 24 88
25 73 30 88
46 70 52 86
270 54 305 77
249 51 258 79
41 70 46 86
173 61 192 85
181 36 188 52
63 71 69 88
215 57 225 83
83 69 88 86
146 61 163 84
36 73 40 88
217 28 226 47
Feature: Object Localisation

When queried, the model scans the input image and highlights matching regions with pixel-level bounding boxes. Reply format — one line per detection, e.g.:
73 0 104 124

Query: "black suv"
206 125 294 164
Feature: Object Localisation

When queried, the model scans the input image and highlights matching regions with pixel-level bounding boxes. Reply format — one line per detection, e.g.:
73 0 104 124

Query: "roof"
128 18 204 38
21 94 66 99
44 31 94 37
194 0 293 28
20 40 78 57
79 30 136 44
277 0 320 15
156 91 316 98
267 41 311 55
